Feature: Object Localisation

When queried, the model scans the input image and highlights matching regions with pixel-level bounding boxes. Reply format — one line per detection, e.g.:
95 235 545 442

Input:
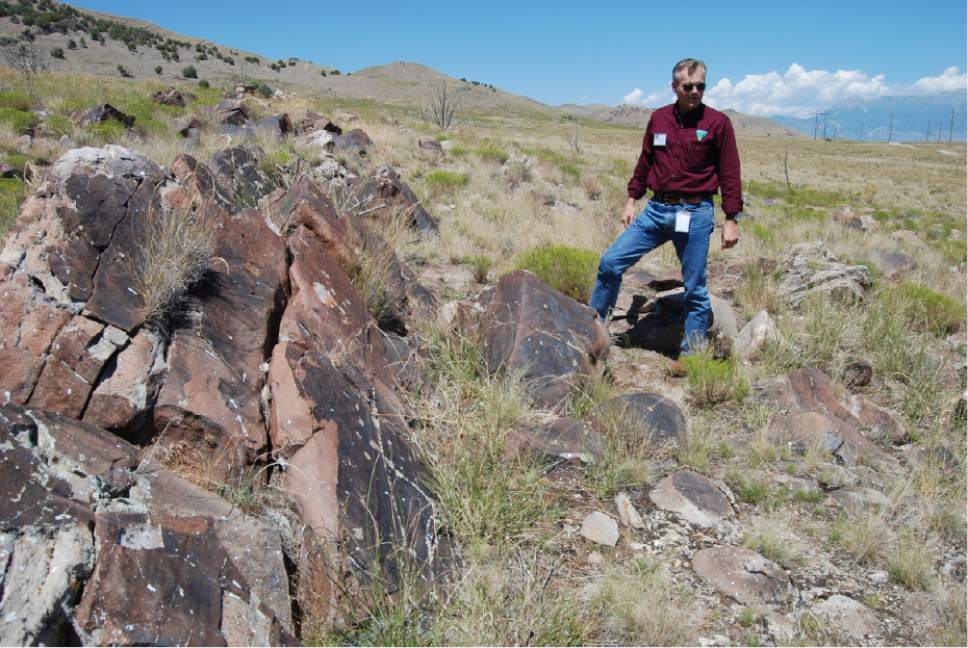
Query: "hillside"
0 1 793 133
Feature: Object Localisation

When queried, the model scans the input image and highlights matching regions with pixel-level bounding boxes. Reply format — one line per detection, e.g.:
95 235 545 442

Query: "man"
589 58 742 372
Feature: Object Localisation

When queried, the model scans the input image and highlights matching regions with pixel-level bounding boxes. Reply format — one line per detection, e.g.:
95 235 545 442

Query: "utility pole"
925 123 931 141
813 112 819 140
948 106 956 146
887 112 894 143
822 113 828 140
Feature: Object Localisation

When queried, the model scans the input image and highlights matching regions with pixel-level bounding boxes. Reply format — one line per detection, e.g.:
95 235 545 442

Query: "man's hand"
622 198 637 228
721 218 739 249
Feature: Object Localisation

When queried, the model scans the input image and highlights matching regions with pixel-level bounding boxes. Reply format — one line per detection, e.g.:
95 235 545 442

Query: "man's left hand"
721 219 739 249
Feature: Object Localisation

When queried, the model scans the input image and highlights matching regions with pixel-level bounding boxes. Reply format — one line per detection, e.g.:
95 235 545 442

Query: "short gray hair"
672 58 706 84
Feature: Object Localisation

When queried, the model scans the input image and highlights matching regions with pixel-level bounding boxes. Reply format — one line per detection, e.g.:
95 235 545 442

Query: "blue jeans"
590 199 715 355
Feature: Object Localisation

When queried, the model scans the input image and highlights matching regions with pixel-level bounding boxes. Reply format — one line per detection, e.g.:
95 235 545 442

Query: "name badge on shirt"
675 210 690 233
653 133 667 146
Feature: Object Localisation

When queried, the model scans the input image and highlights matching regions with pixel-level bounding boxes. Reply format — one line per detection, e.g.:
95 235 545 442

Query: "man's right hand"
622 198 637 228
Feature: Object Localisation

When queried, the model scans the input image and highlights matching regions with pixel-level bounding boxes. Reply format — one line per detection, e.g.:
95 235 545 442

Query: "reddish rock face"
269 343 444 623
83 328 166 438
75 512 293 647
153 205 288 479
207 146 273 209
0 275 72 404
362 165 438 233
693 546 798 606
481 270 609 409
263 177 363 265
757 367 903 465
28 316 128 418
591 392 688 450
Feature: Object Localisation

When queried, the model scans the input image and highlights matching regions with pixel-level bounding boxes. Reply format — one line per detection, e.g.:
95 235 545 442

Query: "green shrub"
181 65 198 79
474 142 508 164
0 92 31 111
515 243 598 302
0 108 39 134
424 169 469 190
682 353 749 407
50 47 64 59
256 82 272 98
559 162 581 180
154 65 162 75
87 120 125 141
197 79 211 89
0 177 26 239
893 281 964 337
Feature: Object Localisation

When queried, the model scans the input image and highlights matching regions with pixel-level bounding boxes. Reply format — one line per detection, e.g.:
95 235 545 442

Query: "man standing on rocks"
589 58 743 372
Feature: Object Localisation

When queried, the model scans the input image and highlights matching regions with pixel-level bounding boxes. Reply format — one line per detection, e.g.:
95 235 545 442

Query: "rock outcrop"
0 142 446 642
479 270 609 409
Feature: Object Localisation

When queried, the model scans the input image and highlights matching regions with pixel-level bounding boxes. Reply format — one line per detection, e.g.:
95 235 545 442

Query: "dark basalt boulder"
480 270 609 409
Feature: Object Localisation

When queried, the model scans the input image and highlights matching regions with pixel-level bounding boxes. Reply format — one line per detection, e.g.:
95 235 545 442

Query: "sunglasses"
680 82 706 92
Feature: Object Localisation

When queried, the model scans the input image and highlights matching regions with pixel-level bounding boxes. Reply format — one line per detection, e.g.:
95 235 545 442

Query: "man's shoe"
666 359 687 378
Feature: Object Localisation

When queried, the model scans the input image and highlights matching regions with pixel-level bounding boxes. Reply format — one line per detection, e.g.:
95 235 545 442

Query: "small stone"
586 551 604 565
811 594 879 641
649 471 735 528
868 570 889 584
628 542 647 551
580 511 619 547
614 491 645 529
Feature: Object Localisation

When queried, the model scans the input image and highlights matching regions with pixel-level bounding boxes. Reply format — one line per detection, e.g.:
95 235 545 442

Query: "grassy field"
1 68 965 646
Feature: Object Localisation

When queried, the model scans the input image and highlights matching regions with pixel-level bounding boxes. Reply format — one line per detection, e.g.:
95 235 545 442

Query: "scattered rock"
174 115 203 138
580 511 619 547
614 491 645 529
215 98 251 125
207 146 274 209
592 393 687 450
586 551 604 565
811 595 879 643
254 113 293 137
890 229 930 252
419 138 444 154
361 165 439 233
778 241 872 306
151 87 195 107
868 570 889 584
505 415 602 464
293 111 341 136
867 250 916 280
480 270 609 409
692 546 797 606
73 103 135 129
735 310 779 360
331 128 374 157
649 471 735 528
829 486 891 513
842 360 873 388
756 367 903 463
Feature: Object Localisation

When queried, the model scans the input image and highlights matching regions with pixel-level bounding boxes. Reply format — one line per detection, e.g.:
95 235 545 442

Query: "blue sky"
71 0 967 116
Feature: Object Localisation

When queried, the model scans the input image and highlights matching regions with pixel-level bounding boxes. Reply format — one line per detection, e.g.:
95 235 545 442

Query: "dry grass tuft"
133 203 215 323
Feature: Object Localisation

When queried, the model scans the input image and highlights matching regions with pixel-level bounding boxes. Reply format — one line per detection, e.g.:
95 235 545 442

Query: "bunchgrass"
682 352 750 407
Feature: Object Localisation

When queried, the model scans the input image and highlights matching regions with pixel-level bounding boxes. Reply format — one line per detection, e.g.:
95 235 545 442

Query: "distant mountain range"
771 91 967 142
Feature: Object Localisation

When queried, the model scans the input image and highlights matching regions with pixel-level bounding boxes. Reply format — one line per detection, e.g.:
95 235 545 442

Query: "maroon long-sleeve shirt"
627 103 744 216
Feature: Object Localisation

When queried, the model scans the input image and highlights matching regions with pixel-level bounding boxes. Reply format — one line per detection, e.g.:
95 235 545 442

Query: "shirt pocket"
685 136 714 169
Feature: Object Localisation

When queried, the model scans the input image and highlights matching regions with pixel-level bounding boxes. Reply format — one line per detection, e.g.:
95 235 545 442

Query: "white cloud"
621 65 966 117
913 66 968 93
623 88 643 104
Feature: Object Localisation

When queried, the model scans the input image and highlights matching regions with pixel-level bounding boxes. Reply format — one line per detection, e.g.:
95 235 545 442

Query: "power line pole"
925 123 931 141
948 106 956 146
822 113 828 140
813 112 819 140
887 112 894 143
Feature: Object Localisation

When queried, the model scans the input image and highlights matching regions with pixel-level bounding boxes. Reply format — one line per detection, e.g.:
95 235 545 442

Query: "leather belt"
651 191 712 205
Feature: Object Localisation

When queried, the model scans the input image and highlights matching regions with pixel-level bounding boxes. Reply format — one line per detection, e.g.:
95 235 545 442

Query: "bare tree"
422 83 461 131
567 127 582 156
1 40 49 90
